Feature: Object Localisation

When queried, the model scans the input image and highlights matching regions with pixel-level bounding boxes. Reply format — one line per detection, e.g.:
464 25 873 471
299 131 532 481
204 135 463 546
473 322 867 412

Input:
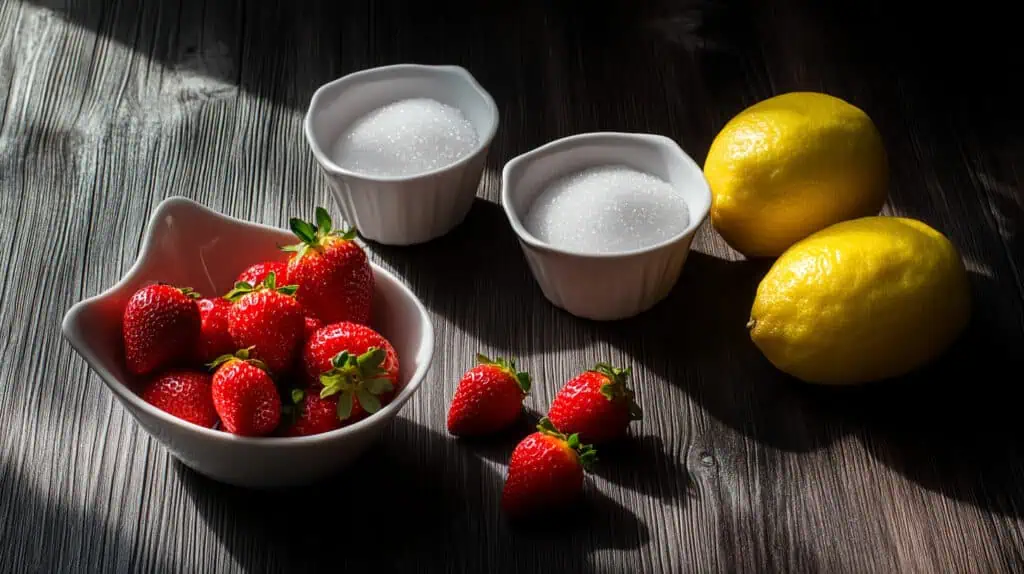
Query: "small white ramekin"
501 132 712 321
303 64 499 246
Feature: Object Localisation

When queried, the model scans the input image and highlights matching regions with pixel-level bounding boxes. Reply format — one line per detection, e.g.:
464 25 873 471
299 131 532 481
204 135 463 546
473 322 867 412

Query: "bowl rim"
302 63 499 184
500 131 712 260
60 196 435 448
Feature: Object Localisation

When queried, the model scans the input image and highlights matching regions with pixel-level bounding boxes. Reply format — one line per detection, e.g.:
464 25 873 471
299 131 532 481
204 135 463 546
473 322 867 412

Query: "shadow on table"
371 199 595 355
828 270 1024 520
176 417 650 573
0 458 177 573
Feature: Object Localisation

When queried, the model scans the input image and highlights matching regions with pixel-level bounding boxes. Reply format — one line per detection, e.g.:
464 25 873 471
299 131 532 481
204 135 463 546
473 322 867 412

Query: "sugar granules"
523 165 690 254
331 98 479 177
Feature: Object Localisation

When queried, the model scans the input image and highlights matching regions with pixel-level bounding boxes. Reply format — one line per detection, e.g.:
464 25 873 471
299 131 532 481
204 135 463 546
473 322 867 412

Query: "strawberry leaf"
339 228 357 241
356 388 381 414
264 271 277 290
290 217 318 244
336 391 354 421
330 351 351 370
291 388 305 404
223 281 256 302
315 207 332 235
277 284 299 296
178 287 201 299
515 371 531 394
364 377 394 395
319 373 346 398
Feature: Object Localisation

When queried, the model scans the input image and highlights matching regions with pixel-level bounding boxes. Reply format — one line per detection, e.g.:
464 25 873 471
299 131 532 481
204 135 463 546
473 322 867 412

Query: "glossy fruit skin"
279 388 344 437
704 91 888 257
302 315 323 342
283 208 373 325
227 289 304 375
211 359 281 436
122 284 201 376
195 298 234 364
236 261 288 286
140 369 218 428
749 216 971 385
501 419 595 519
302 322 398 386
547 363 640 444
447 355 530 437
288 237 373 325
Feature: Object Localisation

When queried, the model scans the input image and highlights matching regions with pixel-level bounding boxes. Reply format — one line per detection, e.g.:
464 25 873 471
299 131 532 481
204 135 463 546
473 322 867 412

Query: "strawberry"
303 315 323 342
122 283 201 375
224 272 304 375
447 354 531 437
546 363 642 444
278 388 343 437
140 369 218 428
195 297 234 364
208 348 281 436
501 417 597 519
282 207 373 325
302 321 399 423
236 261 288 286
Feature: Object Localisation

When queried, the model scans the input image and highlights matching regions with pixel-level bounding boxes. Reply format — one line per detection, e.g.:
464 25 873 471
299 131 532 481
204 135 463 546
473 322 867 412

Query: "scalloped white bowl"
304 63 499 246
60 197 435 489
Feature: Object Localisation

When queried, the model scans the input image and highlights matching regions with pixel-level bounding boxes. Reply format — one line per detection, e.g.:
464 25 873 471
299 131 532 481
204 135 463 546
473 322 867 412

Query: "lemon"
748 216 971 385
704 92 889 257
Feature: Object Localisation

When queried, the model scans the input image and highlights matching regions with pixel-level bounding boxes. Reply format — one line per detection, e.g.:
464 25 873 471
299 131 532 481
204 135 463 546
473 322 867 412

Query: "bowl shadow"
175 416 651 573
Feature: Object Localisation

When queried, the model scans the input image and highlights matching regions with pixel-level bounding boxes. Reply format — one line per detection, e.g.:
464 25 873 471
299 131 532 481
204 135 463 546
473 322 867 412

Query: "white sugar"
523 165 690 254
331 98 479 177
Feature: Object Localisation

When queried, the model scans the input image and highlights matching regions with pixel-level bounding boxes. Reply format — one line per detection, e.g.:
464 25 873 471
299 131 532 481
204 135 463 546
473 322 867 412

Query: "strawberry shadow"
592 434 695 504
175 417 650 572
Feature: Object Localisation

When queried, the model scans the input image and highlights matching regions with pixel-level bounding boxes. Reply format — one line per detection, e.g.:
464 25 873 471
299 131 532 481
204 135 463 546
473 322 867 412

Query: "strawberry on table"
122 283 201 376
282 207 373 325
302 321 399 423
224 271 304 375
501 417 597 519
546 362 642 444
278 388 342 437
195 297 234 364
140 369 218 428
208 348 281 436
447 353 531 437
236 261 289 286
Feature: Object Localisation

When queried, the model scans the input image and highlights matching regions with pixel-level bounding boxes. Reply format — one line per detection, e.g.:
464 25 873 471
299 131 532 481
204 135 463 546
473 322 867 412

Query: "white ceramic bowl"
501 132 712 321
303 64 499 246
60 197 435 489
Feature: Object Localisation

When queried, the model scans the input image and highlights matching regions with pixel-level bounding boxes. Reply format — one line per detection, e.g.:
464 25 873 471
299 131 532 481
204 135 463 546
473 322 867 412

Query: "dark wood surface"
2 0 1022 572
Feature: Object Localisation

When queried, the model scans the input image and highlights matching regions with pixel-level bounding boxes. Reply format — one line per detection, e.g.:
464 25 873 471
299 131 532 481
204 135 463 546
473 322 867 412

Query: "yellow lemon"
748 216 971 385
704 92 889 257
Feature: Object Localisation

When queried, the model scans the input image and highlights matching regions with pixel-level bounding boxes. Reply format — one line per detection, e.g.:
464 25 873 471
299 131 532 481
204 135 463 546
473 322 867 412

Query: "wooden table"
2 1 1022 572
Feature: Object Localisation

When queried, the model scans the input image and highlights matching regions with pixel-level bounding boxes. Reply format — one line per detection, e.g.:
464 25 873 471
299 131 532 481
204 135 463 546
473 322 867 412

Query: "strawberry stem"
476 353 531 394
318 346 394 421
537 417 598 470
594 362 642 421
222 272 298 302
206 346 268 372
281 207 358 257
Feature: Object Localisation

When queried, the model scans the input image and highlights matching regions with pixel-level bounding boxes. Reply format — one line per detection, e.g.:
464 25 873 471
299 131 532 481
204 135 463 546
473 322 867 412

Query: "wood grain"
1 0 1022 572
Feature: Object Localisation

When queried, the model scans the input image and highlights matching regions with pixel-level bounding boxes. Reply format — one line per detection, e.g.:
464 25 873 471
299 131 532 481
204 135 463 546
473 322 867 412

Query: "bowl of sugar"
304 64 499 246
501 132 712 321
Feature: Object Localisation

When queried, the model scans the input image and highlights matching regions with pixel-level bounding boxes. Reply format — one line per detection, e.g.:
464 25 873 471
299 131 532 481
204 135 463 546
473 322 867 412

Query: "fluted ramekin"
501 132 712 321
303 64 499 246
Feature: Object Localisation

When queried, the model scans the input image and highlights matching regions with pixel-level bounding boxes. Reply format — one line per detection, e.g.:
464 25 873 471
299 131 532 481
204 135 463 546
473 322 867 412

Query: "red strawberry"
236 261 288 286
546 363 642 444
195 297 234 364
447 354 531 437
278 388 343 437
303 315 323 342
209 348 281 436
122 284 201 375
302 321 399 423
282 207 373 325
501 417 596 519
224 272 304 374
140 369 218 428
